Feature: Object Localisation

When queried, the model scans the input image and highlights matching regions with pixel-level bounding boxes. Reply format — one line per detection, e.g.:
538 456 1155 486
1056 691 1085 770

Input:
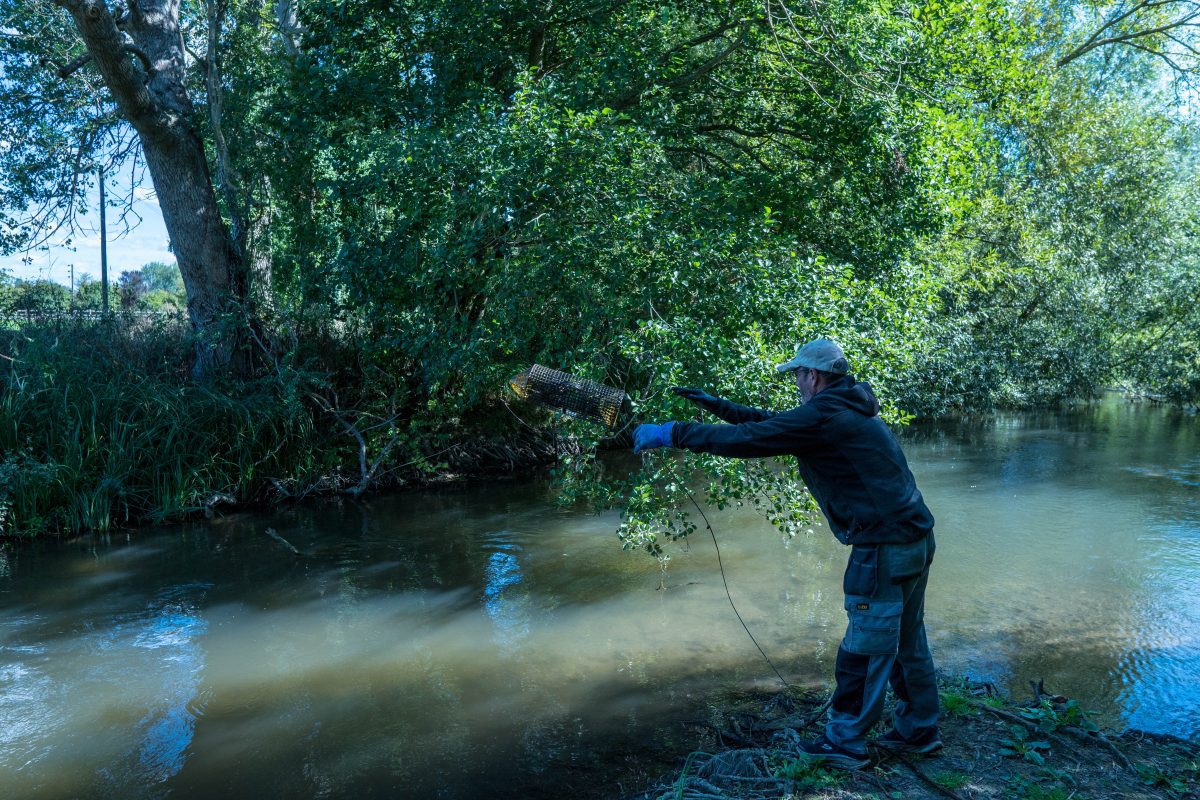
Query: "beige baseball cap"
775 338 850 374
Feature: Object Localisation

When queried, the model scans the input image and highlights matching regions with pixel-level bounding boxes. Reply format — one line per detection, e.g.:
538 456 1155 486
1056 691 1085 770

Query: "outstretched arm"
633 405 818 458
671 406 818 458
672 387 776 424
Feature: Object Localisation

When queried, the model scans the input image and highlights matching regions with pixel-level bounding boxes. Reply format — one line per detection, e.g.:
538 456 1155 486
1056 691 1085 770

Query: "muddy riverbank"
621 677 1200 800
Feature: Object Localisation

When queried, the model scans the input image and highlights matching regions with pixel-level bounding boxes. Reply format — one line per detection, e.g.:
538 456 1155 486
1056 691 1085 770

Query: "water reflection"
0 582 209 799
0 397 1198 799
909 401 1200 737
481 531 532 648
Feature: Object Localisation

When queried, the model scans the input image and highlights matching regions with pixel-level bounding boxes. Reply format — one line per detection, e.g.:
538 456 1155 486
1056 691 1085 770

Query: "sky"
0 169 174 286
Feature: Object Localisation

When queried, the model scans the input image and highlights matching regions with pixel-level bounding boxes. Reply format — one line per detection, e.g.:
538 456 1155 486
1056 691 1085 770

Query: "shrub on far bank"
0 318 330 537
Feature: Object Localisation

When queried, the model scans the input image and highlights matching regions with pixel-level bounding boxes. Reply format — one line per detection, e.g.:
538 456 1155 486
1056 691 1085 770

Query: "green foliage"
113 263 188 313
0 278 70 314
1008 780 1069 800
772 755 848 790
227 0 992 547
4 0 1200 539
1137 761 1193 794
1005 767 1076 800
902 53 1200 415
140 261 184 295
0 320 335 536
933 770 972 790
940 688 980 718
1018 700 1099 733
998 724 1053 766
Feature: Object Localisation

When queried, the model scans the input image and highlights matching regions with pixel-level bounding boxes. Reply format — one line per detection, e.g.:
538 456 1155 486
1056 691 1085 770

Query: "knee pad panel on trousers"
842 599 903 655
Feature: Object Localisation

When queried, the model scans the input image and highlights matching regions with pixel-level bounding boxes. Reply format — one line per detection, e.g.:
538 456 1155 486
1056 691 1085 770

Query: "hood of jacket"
811 374 881 417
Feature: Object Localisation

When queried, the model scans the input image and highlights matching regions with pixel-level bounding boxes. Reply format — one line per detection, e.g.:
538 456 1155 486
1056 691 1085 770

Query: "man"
632 338 940 769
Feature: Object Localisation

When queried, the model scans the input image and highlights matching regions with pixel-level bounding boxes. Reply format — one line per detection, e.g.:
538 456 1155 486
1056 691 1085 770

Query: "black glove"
672 387 719 405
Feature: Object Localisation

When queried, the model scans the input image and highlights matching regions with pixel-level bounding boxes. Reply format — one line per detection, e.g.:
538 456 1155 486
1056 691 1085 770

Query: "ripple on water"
0 662 56 750
0 583 214 797
1113 533 1200 739
1123 461 1200 488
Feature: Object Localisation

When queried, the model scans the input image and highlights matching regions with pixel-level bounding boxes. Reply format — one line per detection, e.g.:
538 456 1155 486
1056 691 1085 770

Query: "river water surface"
2 398 1198 798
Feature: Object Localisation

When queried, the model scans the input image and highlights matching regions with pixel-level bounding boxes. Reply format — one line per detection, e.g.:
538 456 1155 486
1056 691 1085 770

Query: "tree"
902 38 1200 414
117 267 145 307
1 278 71 313
73 272 118 309
1 0 250 376
140 259 183 293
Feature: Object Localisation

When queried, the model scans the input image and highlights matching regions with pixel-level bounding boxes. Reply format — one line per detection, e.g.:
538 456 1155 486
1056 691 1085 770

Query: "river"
1 396 1197 798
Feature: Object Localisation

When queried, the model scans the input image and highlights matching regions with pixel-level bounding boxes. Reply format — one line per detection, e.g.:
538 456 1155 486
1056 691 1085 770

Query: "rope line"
688 493 792 691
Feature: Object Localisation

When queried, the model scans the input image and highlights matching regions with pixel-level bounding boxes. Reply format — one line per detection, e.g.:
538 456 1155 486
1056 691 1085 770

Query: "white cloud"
133 186 159 205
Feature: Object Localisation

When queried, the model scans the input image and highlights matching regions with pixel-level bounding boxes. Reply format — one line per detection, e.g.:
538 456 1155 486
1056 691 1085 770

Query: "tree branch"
1121 38 1188 71
122 42 152 74
696 122 814 141
56 52 94 78
665 145 739 173
59 0 161 128
125 0 145 26
610 15 754 111
700 130 776 173
662 20 751 90
1060 0 1154 66
1058 1 1200 67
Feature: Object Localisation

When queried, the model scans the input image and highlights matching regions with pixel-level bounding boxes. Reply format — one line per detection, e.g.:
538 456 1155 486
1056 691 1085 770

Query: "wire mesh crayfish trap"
508 365 626 431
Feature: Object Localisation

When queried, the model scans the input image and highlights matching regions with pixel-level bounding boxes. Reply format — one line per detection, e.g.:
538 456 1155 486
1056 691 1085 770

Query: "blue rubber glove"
633 422 675 454
672 387 719 405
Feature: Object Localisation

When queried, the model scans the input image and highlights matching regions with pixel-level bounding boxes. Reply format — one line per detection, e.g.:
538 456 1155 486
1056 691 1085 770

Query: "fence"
0 308 185 327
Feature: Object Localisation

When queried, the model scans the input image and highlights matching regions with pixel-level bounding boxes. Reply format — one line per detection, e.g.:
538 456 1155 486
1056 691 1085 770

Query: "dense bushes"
0 319 327 536
2 0 1198 540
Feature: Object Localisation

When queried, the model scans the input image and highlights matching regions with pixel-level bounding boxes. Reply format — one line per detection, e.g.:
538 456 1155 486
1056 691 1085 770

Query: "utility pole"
99 165 109 314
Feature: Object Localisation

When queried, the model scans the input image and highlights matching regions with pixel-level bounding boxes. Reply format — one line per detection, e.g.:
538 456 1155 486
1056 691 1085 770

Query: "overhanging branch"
55 52 93 78
1057 0 1200 68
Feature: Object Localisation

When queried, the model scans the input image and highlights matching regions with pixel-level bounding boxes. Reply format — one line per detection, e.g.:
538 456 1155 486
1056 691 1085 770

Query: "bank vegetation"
2 0 1199 539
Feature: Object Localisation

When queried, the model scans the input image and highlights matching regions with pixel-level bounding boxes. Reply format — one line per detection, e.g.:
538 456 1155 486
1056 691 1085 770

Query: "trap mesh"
508 364 625 430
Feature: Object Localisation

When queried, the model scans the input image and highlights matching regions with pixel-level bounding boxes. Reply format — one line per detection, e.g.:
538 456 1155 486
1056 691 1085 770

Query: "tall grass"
0 317 330 537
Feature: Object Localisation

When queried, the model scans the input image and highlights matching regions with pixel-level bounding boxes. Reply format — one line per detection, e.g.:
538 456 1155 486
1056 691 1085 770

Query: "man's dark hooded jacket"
670 375 933 546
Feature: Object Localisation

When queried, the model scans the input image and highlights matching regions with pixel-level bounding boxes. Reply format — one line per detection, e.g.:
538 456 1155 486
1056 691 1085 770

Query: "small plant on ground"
773 757 848 791
1006 775 1069 800
1019 699 1098 733
999 724 1052 766
1181 754 1200 787
940 688 979 717
1058 699 1099 732
933 770 971 790
1137 762 1190 794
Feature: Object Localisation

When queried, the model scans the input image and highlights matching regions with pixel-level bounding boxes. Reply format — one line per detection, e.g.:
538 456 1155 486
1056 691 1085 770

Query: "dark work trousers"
826 532 938 753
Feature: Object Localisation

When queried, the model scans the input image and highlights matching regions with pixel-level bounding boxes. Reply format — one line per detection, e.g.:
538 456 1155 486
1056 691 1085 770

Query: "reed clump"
0 316 567 538
0 317 328 537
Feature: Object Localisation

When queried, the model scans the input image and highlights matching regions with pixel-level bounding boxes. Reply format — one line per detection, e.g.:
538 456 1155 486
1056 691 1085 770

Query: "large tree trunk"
54 0 251 378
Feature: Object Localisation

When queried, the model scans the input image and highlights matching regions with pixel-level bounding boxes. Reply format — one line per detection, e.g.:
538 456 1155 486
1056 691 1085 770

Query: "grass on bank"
0 316 565 539
0 318 334 537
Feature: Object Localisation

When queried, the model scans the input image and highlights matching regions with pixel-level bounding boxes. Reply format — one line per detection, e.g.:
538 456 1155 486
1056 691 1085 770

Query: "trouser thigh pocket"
843 599 903 656
843 544 879 597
